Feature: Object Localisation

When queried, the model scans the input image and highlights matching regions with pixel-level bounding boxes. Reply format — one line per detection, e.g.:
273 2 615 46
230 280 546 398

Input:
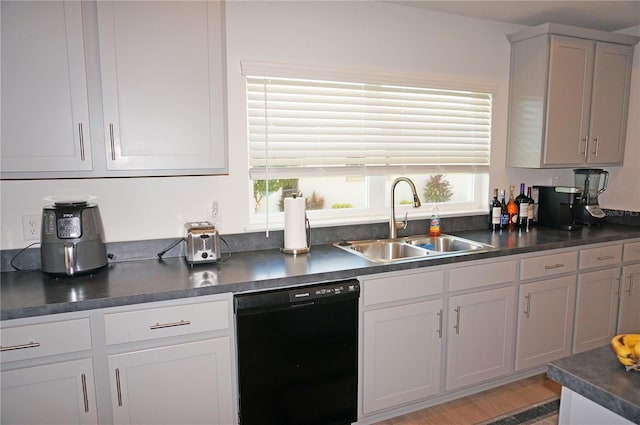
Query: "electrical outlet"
212 200 219 221
22 215 41 240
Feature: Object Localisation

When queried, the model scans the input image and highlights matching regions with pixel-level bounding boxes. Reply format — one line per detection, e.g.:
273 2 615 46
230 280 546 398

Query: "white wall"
1 2 637 250
600 25 640 211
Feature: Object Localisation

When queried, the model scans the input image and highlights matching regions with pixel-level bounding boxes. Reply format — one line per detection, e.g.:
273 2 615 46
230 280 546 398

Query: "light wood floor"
375 374 561 425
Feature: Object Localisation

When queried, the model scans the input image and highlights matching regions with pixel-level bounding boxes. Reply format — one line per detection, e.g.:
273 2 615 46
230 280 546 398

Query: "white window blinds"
247 74 492 179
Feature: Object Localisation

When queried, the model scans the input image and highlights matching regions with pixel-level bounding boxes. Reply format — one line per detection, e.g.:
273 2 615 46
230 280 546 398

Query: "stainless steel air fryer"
41 202 107 276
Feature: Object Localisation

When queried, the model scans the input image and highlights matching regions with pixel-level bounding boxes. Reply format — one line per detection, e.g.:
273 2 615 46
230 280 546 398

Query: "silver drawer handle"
0 341 41 352
597 255 614 261
115 368 123 406
149 320 191 330
109 123 116 160
544 263 565 270
524 293 532 319
453 306 461 334
592 136 600 156
78 123 85 161
627 275 634 296
81 373 89 413
437 309 443 338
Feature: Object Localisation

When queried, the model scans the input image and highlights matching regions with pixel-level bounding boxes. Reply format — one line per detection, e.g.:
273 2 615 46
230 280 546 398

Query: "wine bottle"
490 188 501 232
515 183 529 230
507 185 517 230
526 186 535 229
500 189 508 230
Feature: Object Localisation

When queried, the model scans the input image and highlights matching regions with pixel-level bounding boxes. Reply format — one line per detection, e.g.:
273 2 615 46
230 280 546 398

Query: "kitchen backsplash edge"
2 211 637 273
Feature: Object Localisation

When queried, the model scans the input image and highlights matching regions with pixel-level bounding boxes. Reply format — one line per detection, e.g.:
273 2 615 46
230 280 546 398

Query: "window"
244 62 493 227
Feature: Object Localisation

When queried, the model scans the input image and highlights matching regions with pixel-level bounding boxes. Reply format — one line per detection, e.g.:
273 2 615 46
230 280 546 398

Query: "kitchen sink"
334 234 494 263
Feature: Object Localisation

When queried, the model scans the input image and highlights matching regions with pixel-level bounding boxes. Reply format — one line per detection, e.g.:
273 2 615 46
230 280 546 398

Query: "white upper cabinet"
588 42 635 164
507 23 638 168
96 0 227 174
1 0 227 179
1 1 93 173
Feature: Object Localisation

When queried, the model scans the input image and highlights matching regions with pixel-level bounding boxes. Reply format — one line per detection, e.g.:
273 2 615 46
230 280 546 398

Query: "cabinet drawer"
579 244 622 269
520 250 578 281
623 241 640 262
0 318 92 362
449 260 516 292
105 300 229 345
362 270 444 306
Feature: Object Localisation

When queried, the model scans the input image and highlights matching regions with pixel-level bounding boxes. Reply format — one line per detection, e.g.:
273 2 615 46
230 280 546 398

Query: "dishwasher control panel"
289 280 360 303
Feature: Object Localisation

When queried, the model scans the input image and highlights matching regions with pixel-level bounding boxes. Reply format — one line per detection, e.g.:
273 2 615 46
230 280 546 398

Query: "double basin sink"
334 234 494 263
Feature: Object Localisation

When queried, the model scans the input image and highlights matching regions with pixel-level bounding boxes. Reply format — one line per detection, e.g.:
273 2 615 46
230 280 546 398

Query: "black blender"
572 168 609 225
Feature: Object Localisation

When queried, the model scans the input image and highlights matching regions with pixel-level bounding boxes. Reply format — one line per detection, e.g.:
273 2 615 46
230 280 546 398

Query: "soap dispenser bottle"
429 205 441 237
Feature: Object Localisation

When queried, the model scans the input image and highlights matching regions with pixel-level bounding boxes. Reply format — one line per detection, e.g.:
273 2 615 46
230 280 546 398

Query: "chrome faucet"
389 177 421 239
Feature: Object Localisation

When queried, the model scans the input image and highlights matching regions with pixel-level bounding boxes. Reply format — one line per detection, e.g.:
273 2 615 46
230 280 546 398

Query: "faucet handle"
395 212 409 231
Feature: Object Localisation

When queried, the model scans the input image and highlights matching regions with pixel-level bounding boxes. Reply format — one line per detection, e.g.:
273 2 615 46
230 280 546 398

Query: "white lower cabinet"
574 267 621 353
0 316 96 425
1 358 98 425
618 264 640 333
360 269 444 415
108 338 234 425
516 275 576 370
362 299 443 414
445 286 516 391
104 294 236 425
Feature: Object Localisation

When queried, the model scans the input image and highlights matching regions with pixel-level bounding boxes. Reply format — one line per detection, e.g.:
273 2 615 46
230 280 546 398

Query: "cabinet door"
587 42 634 165
108 338 235 425
446 286 515 391
516 276 576 371
362 299 443 414
1 358 97 425
544 35 594 166
0 0 92 174
618 264 640 334
97 1 227 173
574 268 621 353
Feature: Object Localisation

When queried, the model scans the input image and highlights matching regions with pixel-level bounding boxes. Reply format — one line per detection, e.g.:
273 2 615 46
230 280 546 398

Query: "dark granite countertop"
2 224 639 321
548 345 640 423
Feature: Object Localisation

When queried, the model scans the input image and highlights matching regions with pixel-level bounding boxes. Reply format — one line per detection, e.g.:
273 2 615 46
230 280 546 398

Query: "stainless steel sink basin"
334 234 494 263
402 234 490 252
346 240 433 262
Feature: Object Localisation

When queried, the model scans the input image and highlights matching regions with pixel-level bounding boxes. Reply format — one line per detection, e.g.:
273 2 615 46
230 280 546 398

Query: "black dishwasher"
235 279 360 425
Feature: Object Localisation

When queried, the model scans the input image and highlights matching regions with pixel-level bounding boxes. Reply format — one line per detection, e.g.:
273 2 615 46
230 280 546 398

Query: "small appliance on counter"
572 168 608 225
185 222 221 264
535 186 583 231
282 194 310 255
41 201 108 276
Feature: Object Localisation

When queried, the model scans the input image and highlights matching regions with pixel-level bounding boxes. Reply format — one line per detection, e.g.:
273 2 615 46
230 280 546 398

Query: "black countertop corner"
548 345 640 424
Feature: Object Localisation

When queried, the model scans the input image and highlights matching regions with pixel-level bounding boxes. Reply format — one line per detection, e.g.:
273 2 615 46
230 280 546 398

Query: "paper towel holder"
281 216 310 255
281 193 311 255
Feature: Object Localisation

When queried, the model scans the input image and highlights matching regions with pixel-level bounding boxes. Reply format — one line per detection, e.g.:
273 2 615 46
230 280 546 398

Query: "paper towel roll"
284 197 307 250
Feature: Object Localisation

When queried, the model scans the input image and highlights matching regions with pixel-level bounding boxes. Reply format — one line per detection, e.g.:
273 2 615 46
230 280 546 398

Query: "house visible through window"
244 62 493 226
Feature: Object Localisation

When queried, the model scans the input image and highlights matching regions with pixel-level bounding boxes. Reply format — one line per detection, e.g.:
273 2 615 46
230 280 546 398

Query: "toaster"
185 222 221 264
